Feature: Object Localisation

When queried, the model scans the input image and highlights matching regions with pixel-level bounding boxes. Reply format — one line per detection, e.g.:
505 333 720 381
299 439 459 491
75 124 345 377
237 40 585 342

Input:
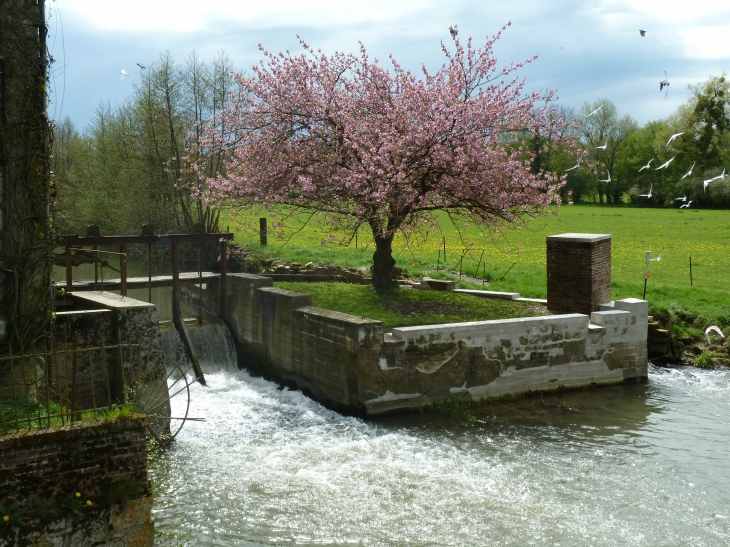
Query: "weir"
53 231 648 417
54 231 234 387
186 232 650 416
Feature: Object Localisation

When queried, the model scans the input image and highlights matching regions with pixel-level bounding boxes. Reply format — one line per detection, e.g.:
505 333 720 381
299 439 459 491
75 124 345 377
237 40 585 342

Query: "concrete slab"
452 289 520 300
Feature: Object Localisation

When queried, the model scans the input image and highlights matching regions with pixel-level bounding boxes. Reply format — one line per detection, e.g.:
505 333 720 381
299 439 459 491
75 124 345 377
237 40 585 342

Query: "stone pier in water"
220 233 648 416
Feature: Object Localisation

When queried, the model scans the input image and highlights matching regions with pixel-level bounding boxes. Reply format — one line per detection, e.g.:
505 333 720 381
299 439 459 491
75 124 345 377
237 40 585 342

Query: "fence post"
689 256 693 286
259 218 267 246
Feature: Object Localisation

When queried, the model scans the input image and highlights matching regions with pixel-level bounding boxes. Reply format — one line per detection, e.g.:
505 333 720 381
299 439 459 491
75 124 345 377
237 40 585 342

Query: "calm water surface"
150 363 730 546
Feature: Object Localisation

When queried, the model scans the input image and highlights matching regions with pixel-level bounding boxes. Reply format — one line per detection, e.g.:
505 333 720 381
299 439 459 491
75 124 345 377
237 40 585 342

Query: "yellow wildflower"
87 500 93 506
75 492 81 497
3 515 9 522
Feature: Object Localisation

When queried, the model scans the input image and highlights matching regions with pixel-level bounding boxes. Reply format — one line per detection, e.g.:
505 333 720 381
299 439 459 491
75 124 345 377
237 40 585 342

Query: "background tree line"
51 60 730 240
546 75 730 207
52 50 241 235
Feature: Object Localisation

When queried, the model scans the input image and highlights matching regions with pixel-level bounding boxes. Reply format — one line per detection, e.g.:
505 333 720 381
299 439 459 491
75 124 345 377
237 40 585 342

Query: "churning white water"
150 364 730 546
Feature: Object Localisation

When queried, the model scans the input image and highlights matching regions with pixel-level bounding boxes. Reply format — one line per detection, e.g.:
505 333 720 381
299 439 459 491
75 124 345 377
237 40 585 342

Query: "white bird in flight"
674 194 687 202
120 69 129 80
703 178 712 192
586 106 603 118
679 200 692 209
655 156 676 170
595 140 608 150
639 159 653 172
680 162 695 180
705 325 725 345
565 158 582 172
639 183 653 198
665 132 684 147
598 171 611 183
711 167 726 181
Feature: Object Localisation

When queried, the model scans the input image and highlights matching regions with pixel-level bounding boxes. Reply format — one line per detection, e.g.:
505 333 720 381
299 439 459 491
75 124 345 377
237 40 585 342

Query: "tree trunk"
372 233 396 292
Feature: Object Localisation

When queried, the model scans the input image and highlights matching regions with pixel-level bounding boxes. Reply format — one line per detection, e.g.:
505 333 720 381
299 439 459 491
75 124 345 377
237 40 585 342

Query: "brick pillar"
546 233 611 314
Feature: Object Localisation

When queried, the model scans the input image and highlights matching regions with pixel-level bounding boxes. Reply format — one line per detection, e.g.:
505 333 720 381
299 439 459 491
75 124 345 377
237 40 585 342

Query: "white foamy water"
151 365 730 546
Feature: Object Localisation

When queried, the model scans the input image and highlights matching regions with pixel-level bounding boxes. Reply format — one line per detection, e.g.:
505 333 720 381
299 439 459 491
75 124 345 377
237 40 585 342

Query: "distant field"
228 204 730 325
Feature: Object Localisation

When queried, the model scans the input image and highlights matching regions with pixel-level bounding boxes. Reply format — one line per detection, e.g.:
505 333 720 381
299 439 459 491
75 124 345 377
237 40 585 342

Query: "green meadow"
229 204 730 328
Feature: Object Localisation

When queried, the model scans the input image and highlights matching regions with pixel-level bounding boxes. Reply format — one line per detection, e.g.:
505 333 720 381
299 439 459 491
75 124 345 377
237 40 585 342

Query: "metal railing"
0 334 166 436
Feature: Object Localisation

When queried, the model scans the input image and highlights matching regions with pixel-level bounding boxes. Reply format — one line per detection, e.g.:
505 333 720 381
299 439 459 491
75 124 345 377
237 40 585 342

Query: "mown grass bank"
274 282 548 331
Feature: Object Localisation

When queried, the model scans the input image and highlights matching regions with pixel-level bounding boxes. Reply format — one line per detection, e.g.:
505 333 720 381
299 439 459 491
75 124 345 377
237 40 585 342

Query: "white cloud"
678 25 730 60
57 0 435 33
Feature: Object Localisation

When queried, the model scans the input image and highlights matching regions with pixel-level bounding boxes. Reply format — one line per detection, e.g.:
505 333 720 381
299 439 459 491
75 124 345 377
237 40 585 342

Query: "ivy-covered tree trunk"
372 233 396 292
0 0 52 348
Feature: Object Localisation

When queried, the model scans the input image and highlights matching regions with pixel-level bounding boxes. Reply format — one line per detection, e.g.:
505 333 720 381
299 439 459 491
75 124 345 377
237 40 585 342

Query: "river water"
150 360 730 547
52 264 730 545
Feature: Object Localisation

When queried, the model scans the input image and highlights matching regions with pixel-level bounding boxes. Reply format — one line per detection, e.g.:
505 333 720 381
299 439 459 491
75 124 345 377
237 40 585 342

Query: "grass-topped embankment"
274 282 548 331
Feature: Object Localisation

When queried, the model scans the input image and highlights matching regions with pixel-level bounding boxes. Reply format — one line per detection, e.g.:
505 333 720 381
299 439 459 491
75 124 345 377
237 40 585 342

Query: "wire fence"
0 333 173 437
434 246 517 284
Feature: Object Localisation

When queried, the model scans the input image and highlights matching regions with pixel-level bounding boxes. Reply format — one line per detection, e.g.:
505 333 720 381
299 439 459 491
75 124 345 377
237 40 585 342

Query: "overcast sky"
46 0 730 130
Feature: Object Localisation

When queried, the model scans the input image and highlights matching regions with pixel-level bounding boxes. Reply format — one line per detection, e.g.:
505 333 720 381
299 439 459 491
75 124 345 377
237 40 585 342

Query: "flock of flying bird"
119 63 146 80
564 29 727 210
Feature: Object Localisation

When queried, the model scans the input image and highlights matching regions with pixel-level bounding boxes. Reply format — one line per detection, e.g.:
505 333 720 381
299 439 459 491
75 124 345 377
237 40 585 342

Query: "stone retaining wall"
223 273 648 416
0 417 153 546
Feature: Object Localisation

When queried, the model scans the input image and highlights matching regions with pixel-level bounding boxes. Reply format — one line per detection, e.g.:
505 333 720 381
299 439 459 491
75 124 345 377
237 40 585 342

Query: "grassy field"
228 204 730 328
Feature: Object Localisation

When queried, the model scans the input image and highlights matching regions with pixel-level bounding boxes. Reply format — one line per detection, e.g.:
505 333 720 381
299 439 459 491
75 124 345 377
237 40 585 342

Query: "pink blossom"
188 26 574 289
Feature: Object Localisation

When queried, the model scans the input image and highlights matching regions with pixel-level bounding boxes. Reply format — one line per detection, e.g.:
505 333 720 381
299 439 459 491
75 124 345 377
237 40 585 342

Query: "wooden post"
65 246 73 292
120 244 128 297
259 218 267 246
689 256 693 287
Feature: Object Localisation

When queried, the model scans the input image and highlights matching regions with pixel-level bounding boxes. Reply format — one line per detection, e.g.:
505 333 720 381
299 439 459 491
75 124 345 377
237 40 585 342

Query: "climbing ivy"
0 1 54 350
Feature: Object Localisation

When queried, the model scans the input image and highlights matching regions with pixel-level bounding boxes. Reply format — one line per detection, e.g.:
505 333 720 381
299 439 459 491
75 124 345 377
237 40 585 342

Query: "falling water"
150 364 730 546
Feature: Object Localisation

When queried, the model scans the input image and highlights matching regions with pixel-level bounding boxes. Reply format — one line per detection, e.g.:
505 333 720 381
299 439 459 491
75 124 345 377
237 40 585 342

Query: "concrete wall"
223 274 648 416
0 417 153 547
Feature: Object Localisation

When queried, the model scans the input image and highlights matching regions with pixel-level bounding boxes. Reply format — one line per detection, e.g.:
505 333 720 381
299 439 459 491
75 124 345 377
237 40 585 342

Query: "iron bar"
88 338 97 416
475 250 485 281
499 262 516 282
44 339 52 428
198 243 203 326
120 244 128 297
71 332 79 422
8 345 20 429
220 240 227 317
99 327 112 410
148 243 153 303
19 342 33 429
65 246 73 291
